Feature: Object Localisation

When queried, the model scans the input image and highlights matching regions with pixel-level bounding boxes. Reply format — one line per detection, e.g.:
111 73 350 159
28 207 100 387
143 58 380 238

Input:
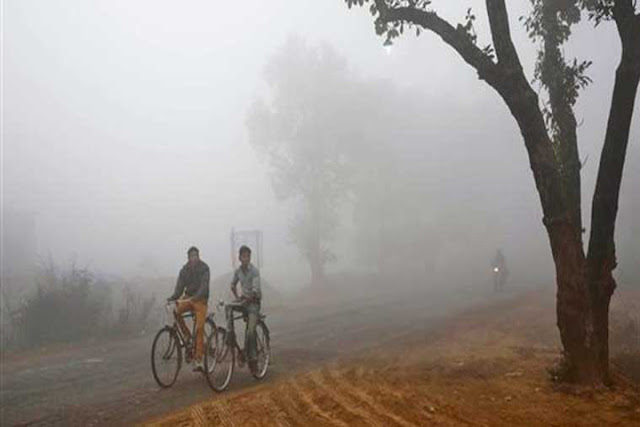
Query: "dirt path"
0 285 501 426
146 289 640 427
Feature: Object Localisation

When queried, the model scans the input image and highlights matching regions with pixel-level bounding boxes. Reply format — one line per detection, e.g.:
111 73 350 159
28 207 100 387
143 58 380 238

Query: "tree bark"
586 1 640 383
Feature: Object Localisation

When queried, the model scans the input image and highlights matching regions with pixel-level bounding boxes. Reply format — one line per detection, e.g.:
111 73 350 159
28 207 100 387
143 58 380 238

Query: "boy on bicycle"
229 245 262 373
168 246 210 372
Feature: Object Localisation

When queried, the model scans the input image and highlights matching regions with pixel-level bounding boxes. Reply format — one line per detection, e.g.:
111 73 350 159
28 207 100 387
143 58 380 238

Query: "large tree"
247 38 356 287
345 0 640 384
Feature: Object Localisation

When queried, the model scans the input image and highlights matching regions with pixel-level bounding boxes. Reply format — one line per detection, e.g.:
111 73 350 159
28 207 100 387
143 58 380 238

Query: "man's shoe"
192 361 204 373
249 360 258 374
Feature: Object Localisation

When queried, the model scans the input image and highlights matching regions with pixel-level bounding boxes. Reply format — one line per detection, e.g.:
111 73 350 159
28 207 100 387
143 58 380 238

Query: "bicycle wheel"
205 327 234 392
203 319 217 375
251 321 270 380
151 326 181 388
204 319 216 341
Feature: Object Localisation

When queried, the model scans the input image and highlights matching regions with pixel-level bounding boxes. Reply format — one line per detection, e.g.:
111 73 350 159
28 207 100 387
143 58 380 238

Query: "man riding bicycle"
229 245 262 374
167 246 210 372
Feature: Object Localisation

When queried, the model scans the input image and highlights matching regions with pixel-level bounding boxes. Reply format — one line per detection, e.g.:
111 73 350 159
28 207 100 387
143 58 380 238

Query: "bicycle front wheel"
151 326 181 388
203 319 217 375
252 321 270 380
205 327 234 392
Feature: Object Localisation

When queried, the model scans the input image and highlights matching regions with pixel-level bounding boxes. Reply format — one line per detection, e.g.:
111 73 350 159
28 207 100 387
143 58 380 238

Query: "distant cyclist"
167 246 210 372
491 248 509 292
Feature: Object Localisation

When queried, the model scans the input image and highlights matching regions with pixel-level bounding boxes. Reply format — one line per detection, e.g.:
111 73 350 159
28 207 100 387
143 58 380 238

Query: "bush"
2 260 158 351
113 284 156 335
18 262 107 346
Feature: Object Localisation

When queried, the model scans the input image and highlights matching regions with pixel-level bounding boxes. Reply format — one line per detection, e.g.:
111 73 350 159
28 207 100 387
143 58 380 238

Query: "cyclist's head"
238 245 251 266
187 246 200 264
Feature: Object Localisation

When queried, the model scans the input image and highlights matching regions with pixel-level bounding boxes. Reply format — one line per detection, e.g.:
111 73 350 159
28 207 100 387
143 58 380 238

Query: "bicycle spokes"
151 328 181 388
205 327 234 392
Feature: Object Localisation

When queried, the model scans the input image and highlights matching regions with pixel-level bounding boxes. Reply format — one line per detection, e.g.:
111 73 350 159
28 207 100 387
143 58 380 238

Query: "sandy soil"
144 289 640 427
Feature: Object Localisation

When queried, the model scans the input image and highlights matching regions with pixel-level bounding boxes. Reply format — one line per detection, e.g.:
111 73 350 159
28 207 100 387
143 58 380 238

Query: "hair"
187 246 199 256
238 245 252 256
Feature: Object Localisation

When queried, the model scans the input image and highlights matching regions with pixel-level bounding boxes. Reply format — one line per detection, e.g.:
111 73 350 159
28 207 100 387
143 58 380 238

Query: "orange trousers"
175 299 207 361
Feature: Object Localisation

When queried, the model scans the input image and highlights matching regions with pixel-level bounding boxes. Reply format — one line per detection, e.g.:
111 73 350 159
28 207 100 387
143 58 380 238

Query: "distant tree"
347 81 443 277
247 38 355 287
345 0 640 385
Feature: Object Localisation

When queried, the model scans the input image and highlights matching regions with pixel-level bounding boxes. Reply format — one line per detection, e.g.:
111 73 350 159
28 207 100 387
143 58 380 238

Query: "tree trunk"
546 222 600 383
309 216 325 288
309 254 324 288
496 72 605 384
585 13 640 383
553 11 640 383
309 193 325 288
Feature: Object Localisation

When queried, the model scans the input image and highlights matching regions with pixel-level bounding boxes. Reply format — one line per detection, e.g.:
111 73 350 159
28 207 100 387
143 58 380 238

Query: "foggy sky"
2 0 638 288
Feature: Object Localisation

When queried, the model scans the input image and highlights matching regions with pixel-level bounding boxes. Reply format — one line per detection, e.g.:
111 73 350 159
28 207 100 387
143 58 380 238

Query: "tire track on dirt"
189 405 206 427
257 395 292 427
288 377 350 427
336 367 479 426
276 379 336 427
322 368 418 427
206 401 233 427
301 372 374 426
337 367 432 426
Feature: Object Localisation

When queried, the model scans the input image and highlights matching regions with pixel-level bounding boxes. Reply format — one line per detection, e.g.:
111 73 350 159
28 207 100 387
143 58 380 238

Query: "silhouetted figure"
491 249 509 292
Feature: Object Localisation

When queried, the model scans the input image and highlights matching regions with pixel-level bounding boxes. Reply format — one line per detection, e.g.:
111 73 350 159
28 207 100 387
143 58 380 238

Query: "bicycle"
150 300 217 388
204 299 270 392
492 266 508 292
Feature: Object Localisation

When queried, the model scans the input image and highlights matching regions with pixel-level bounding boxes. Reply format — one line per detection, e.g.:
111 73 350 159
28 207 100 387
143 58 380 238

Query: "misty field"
2 0 640 426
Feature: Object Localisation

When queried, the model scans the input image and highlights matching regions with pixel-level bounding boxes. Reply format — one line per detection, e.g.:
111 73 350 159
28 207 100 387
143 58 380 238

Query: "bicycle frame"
221 302 269 362
163 303 210 362
224 310 248 354
164 304 195 345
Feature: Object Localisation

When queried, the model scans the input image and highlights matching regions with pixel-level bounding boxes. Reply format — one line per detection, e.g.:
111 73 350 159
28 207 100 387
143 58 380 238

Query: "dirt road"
1 285 503 426
147 288 640 427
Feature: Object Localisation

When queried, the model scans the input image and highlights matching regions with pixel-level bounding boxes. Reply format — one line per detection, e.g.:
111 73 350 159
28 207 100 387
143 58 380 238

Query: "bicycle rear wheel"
151 326 181 387
205 327 234 392
251 321 270 380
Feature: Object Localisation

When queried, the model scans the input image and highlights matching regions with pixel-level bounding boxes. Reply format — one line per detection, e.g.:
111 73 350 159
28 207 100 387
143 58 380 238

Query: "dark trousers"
225 301 260 362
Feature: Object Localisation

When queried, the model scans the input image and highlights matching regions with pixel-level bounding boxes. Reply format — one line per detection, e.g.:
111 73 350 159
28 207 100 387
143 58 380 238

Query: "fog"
2 0 638 290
